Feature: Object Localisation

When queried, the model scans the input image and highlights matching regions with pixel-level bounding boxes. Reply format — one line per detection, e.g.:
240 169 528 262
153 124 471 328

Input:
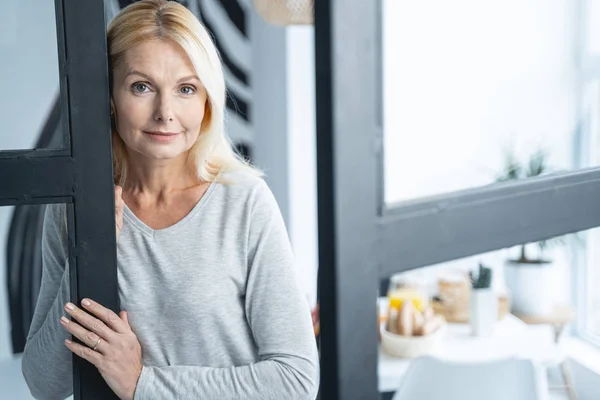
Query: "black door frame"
1 1 119 398
315 1 600 398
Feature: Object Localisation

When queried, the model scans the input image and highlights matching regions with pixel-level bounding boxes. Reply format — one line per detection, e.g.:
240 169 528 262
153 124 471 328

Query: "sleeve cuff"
133 366 152 400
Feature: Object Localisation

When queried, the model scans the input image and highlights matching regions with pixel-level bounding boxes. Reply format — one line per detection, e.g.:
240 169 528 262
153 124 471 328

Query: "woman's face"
111 39 208 162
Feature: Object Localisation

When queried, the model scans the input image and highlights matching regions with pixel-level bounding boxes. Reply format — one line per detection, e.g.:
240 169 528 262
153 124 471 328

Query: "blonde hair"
107 0 261 187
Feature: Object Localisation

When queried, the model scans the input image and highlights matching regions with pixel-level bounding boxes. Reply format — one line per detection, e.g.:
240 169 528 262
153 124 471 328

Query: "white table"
378 314 562 393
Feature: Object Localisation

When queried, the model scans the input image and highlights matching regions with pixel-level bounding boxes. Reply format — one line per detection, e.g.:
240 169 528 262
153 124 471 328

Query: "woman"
21 1 320 399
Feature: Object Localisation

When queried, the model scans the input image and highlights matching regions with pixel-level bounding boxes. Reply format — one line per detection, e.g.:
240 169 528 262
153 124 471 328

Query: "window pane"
0 202 72 399
382 0 580 204
0 0 62 151
581 79 600 168
587 0 600 55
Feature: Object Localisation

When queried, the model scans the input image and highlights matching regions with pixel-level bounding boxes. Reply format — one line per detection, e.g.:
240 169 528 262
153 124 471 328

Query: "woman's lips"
143 131 179 142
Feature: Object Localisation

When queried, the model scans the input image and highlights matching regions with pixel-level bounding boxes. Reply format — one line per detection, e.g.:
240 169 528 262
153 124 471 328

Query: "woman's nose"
154 95 174 122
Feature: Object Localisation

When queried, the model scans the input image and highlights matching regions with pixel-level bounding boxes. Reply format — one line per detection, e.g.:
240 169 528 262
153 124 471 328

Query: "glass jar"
386 273 428 313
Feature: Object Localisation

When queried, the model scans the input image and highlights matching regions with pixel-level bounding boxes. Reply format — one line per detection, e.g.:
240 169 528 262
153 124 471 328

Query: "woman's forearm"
22 264 74 399
134 356 319 400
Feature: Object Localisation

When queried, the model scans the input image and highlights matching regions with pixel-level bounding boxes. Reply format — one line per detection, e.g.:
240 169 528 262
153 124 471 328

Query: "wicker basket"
253 0 313 26
380 322 447 358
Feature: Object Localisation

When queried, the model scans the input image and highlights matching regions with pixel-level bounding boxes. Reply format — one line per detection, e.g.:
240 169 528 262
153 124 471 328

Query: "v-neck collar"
122 179 218 239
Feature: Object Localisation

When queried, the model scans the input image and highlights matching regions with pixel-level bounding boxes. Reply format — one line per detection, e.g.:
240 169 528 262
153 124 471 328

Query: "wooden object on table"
513 306 575 332
437 275 470 304
513 305 577 400
432 295 510 323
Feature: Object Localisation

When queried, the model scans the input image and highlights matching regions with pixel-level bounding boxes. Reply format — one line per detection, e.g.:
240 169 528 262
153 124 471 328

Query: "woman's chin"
135 148 187 162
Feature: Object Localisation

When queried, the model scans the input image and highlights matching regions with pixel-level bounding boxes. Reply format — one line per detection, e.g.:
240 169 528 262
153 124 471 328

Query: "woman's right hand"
115 186 124 241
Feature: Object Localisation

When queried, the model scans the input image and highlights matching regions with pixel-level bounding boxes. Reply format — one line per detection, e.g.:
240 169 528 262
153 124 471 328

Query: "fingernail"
65 339 72 345
60 316 69 324
82 299 91 307
65 303 75 310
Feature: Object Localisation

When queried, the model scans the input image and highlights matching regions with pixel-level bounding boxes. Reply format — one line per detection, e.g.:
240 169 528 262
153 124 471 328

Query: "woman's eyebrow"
123 70 200 84
124 70 153 80
177 75 200 83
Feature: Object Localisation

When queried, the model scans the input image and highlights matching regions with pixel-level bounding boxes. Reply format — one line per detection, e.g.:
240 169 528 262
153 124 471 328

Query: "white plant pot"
504 260 555 316
470 288 497 337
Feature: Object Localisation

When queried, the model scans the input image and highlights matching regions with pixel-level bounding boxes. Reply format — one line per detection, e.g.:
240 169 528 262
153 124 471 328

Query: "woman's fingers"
115 185 124 239
64 338 103 366
81 298 130 334
62 302 115 343
60 315 103 352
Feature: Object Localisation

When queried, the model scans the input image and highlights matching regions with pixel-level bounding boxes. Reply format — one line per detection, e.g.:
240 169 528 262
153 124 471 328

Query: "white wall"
0 0 60 362
250 7 319 307
287 27 318 307
249 9 290 226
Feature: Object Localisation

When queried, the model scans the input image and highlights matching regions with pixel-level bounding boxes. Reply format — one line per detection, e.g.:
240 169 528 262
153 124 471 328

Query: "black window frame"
314 1 600 398
1 1 119 398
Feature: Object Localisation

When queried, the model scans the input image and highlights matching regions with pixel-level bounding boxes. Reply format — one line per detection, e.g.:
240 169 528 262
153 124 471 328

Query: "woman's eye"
132 83 149 93
180 85 196 95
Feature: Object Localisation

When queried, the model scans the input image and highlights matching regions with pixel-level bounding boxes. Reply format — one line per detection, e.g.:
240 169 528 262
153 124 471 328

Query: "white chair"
392 356 547 400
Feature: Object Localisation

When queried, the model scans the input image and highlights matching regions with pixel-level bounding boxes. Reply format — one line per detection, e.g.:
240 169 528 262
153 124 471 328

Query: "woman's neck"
124 156 201 204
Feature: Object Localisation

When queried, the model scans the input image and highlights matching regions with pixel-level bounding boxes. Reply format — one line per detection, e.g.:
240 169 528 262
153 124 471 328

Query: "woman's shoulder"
217 168 264 187
214 169 275 209
216 168 267 194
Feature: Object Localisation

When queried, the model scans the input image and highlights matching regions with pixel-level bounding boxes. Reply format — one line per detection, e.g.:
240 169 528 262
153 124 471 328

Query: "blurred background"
2 0 600 399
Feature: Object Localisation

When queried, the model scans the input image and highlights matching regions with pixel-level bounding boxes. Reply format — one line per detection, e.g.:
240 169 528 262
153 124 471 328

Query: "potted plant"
496 148 563 316
469 263 497 336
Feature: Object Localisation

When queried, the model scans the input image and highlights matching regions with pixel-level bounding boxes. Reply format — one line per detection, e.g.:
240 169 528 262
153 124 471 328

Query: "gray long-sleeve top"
21 171 320 399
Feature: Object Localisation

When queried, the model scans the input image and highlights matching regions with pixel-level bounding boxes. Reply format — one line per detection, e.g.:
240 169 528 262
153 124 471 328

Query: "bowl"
380 321 447 358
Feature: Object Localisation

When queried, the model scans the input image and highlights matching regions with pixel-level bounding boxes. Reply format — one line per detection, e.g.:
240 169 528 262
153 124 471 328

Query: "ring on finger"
92 337 101 351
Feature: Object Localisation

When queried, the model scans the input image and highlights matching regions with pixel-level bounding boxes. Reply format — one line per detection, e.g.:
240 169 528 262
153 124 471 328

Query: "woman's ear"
110 99 116 115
